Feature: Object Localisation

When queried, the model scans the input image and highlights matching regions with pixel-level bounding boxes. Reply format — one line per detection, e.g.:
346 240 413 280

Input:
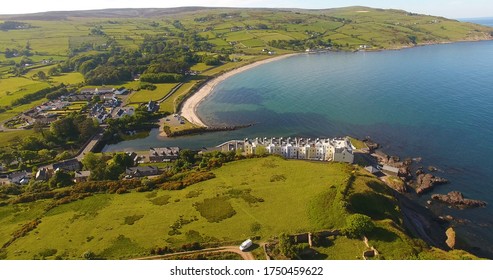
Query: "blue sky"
2 0 492 18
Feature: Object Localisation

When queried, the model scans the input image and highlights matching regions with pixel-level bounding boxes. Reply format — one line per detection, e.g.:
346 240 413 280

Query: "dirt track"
134 246 255 260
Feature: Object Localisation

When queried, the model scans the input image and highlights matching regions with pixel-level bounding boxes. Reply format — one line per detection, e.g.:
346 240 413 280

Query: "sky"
2 0 492 19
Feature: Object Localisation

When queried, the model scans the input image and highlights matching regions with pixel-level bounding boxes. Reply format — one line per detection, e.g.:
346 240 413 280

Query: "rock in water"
416 173 449 194
445 227 456 249
431 191 487 209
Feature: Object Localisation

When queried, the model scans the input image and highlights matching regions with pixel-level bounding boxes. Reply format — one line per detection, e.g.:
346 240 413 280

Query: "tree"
37 149 53 162
344 214 375 238
36 71 47 81
20 150 38 164
278 233 297 259
0 150 15 167
255 145 267 156
179 149 196 165
48 66 61 76
49 170 74 189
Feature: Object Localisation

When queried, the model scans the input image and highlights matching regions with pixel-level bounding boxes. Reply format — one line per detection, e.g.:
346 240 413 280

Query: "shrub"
194 197 236 223
344 214 375 238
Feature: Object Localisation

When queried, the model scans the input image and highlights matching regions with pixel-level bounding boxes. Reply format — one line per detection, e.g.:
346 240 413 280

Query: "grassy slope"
0 156 469 260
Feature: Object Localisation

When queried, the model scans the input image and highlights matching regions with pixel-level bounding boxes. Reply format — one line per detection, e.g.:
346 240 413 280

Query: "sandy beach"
179 53 299 127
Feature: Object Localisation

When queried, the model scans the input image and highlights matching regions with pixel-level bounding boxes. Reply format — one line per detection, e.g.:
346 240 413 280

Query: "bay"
105 39 493 256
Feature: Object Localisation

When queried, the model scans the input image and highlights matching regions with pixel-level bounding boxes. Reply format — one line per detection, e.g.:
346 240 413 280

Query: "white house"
241 136 354 163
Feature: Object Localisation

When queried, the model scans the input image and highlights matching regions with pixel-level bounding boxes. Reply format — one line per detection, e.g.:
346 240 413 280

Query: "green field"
0 130 35 146
0 78 50 107
126 83 178 104
0 156 433 260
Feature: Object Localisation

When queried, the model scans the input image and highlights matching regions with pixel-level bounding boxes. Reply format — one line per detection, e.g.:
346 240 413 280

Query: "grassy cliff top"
0 156 478 259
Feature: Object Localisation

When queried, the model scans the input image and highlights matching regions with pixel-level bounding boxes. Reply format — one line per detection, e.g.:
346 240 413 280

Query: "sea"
105 18 493 256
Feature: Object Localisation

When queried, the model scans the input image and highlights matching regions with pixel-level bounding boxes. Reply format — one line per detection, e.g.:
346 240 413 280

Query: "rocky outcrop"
445 227 456 249
416 173 448 194
431 191 487 209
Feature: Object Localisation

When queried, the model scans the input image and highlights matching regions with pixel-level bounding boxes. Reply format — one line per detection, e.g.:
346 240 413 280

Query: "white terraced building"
236 137 354 163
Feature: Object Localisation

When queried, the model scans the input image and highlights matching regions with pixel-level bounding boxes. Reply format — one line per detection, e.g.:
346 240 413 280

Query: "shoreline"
179 53 299 127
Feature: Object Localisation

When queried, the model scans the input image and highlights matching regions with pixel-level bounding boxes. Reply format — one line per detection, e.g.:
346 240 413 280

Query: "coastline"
179 53 299 127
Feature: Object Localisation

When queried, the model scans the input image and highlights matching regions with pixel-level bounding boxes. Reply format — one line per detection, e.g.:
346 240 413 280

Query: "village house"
74 171 91 183
8 171 30 185
53 159 81 172
113 107 135 119
126 152 143 164
35 167 51 181
146 101 158 112
125 166 161 178
114 88 129 95
80 87 114 95
225 136 355 163
149 147 180 162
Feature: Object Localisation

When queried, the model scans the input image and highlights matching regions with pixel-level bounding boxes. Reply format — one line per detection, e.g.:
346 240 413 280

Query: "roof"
382 165 400 174
75 171 91 178
53 159 80 169
150 147 180 156
365 166 380 174
127 166 158 172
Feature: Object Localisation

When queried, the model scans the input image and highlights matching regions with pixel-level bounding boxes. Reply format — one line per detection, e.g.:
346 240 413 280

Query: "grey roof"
365 166 380 174
382 165 400 174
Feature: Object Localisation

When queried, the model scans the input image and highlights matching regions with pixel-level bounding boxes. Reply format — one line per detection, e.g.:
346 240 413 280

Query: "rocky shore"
432 191 487 209
415 173 449 195
357 137 491 257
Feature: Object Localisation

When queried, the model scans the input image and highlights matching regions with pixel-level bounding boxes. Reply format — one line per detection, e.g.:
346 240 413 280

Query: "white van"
239 239 253 251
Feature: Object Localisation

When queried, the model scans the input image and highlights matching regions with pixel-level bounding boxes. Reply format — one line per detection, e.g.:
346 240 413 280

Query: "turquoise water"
105 39 493 255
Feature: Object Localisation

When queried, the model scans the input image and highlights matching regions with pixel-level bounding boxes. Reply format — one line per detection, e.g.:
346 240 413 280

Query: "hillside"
0 157 478 259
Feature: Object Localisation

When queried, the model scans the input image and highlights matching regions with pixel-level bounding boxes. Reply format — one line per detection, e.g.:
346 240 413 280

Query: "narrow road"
75 133 103 161
134 246 255 260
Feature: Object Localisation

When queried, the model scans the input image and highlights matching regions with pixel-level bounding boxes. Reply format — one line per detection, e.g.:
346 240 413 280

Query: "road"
135 246 255 260
76 133 103 160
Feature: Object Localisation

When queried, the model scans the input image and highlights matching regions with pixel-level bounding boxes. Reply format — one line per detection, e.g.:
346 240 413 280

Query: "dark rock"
431 191 487 209
428 166 438 172
363 137 379 150
416 168 424 176
388 156 400 164
416 173 448 194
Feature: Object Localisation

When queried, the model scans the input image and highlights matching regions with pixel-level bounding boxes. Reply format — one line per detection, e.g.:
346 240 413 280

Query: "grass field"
0 130 35 146
50 73 85 85
310 236 368 260
0 156 425 260
126 83 178 104
0 156 482 260
0 78 50 107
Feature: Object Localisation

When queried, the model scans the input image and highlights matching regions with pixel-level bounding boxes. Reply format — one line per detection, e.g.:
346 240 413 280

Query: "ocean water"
105 38 493 255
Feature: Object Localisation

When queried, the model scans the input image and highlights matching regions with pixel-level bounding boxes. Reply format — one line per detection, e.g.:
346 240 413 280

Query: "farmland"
0 6 490 126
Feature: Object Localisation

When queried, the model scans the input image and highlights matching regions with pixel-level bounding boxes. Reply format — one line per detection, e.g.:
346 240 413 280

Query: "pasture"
0 157 348 259
126 83 178 104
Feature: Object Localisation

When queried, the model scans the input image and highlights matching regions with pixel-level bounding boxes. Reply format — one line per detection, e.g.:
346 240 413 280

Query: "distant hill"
0 7 219 20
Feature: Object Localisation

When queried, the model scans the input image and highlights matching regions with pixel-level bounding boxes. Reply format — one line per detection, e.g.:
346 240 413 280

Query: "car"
239 239 253 251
